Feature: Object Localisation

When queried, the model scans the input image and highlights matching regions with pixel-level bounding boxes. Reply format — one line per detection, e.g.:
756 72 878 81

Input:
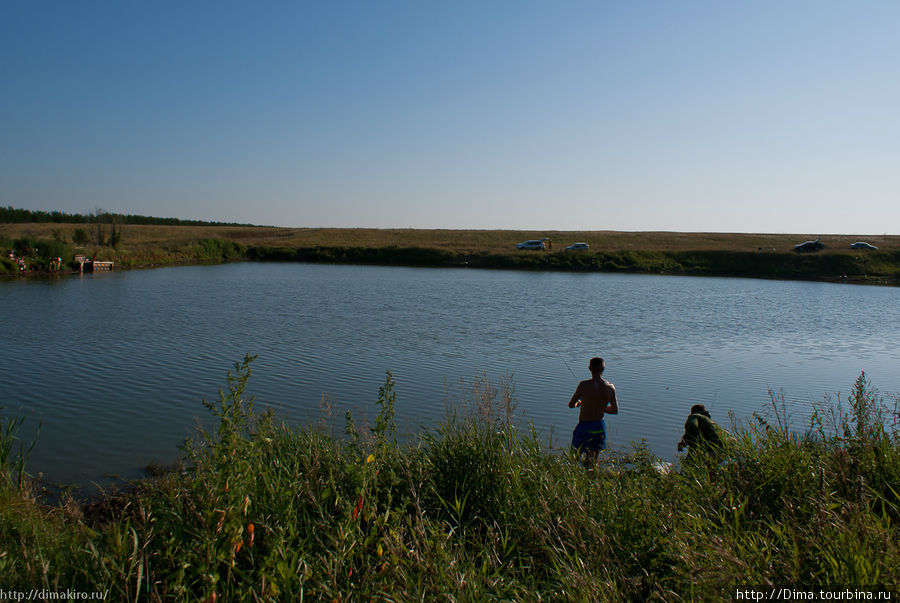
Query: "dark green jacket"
682 412 722 452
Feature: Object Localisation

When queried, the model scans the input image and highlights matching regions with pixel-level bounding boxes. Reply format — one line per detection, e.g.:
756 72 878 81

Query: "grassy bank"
2 223 898 283
1 359 898 600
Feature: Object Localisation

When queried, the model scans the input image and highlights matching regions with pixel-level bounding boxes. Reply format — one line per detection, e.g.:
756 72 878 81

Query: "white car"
565 242 589 251
517 240 545 250
850 242 877 250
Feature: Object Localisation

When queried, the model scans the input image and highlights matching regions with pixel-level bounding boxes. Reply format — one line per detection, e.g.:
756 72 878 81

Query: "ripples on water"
1 263 898 486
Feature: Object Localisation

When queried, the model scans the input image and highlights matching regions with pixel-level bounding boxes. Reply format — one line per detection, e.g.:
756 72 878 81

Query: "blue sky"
2 1 898 233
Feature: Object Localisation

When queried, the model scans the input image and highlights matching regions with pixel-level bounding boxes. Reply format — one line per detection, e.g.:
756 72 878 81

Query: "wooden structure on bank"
76 257 114 273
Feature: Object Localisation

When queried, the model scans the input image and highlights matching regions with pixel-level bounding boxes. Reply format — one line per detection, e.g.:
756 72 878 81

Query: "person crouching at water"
677 404 723 459
568 357 618 467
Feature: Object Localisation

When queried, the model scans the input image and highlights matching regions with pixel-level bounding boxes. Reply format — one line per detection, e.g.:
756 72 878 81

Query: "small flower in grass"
234 538 243 554
352 496 364 519
247 523 255 547
366 454 375 464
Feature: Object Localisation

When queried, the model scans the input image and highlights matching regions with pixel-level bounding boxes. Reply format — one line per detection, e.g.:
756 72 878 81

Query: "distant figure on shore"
677 404 723 459
568 357 618 467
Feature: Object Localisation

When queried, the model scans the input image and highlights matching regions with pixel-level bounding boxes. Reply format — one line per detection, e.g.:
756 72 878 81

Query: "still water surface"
2 263 898 486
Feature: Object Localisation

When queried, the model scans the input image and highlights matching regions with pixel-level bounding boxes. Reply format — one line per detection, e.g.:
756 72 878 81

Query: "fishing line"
563 359 578 382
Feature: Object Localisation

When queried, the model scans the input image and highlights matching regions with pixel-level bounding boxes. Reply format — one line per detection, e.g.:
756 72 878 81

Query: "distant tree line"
0 206 256 227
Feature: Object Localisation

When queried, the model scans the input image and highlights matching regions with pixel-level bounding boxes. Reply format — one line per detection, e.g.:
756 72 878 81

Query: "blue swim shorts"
572 419 606 452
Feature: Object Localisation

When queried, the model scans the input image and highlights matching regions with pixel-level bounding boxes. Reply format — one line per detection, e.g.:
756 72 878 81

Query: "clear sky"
2 1 898 233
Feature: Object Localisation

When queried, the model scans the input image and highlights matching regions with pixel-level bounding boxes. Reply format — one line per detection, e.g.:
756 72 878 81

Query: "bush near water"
1 358 898 600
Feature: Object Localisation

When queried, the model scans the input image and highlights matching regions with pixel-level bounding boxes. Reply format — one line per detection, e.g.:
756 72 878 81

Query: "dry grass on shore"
3 222 897 255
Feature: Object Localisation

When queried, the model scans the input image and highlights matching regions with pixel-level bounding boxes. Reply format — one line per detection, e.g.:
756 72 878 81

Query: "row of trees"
0 206 253 227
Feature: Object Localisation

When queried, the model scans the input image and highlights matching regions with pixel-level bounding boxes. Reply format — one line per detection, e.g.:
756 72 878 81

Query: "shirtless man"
568 357 618 467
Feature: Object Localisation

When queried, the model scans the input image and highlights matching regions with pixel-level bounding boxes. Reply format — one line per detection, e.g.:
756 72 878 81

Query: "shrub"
0 258 15 274
11 237 70 262
72 229 90 246
195 237 247 260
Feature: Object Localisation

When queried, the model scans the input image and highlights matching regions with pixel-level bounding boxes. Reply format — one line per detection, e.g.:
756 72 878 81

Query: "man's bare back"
569 376 617 422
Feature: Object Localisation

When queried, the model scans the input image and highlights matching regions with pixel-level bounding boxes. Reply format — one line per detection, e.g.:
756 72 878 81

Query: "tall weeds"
0 364 897 600
0 408 37 489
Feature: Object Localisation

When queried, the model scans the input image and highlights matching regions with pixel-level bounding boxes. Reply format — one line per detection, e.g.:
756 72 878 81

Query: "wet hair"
691 404 711 418
589 357 605 373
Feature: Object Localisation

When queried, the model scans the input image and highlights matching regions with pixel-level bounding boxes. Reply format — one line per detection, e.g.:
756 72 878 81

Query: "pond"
2 262 898 487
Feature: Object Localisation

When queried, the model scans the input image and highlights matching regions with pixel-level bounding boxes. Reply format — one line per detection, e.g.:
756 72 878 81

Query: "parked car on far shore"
850 242 877 250
565 242 590 251
794 238 824 252
517 239 545 250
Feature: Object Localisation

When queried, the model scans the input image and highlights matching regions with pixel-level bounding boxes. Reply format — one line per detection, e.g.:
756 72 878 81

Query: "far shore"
2 223 898 285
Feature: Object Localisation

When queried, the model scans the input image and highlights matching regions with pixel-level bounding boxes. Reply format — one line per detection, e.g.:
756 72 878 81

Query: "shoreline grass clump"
1 360 898 599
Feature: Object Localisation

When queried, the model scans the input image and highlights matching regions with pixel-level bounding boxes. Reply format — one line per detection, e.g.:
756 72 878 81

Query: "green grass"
1 360 898 600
